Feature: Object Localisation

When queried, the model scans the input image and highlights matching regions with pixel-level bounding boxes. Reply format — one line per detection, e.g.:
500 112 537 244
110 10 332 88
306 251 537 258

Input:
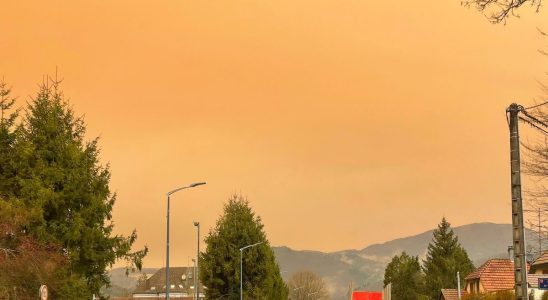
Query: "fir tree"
0 79 147 298
0 79 18 199
423 218 474 299
384 252 426 300
199 194 288 299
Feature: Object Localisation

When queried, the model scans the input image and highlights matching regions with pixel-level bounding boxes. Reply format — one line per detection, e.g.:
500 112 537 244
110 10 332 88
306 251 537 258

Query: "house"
438 289 467 300
530 251 548 275
132 267 205 299
464 258 547 299
527 273 548 300
465 259 517 294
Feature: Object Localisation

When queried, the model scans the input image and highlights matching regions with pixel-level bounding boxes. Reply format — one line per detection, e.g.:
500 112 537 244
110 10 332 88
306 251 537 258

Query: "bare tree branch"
463 0 541 23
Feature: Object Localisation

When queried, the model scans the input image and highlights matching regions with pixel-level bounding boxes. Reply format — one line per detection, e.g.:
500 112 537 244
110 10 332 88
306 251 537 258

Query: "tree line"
0 77 292 299
383 218 475 300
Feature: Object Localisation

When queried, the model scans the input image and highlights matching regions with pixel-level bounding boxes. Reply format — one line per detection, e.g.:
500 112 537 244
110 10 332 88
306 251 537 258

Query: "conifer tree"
384 252 426 300
423 218 474 299
0 79 147 298
199 195 288 299
0 80 18 199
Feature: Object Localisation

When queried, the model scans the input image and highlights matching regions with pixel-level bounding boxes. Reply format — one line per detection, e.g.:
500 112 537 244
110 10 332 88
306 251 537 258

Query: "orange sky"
1 0 547 268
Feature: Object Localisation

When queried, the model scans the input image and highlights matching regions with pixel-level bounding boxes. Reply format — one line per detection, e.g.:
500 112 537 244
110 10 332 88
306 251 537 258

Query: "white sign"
39 285 48 300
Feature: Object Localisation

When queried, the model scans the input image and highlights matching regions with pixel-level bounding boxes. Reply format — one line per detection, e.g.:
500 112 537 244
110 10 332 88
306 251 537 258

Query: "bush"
462 291 514 300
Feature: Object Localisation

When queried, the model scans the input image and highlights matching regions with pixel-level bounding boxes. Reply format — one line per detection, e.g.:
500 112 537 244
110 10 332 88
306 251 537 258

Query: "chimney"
508 246 514 262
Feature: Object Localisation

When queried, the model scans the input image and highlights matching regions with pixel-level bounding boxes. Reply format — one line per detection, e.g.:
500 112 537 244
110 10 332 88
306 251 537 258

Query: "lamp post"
192 258 197 300
239 242 263 300
165 182 206 300
194 221 200 300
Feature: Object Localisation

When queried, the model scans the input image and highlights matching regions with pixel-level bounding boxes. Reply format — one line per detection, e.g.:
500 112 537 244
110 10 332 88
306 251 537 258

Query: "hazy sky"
1 0 547 268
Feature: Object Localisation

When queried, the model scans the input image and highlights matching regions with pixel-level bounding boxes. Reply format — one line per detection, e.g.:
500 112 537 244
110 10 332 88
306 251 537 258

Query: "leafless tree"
520 105 548 257
287 271 330 300
462 0 542 23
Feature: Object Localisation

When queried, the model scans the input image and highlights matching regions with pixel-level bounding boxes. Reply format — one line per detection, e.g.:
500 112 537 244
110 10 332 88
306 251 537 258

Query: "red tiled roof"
439 289 467 300
532 252 548 269
465 259 531 293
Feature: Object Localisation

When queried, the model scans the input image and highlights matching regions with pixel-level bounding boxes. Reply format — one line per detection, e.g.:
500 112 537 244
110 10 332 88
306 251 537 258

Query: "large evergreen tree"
0 79 147 298
0 80 18 199
383 252 426 300
423 218 474 299
199 194 288 299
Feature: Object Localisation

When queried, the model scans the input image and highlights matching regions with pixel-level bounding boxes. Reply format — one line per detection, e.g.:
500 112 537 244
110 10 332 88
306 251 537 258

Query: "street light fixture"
165 182 206 300
239 242 263 300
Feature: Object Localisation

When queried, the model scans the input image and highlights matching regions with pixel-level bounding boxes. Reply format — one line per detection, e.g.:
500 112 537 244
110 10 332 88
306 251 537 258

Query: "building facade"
132 267 205 299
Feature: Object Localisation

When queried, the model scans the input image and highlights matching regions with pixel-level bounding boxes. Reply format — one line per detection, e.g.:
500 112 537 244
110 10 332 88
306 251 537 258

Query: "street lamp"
165 182 206 300
240 242 263 300
194 221 200 300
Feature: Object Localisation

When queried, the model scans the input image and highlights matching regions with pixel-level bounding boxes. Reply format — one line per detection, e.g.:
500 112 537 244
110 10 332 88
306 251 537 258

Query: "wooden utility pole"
507 103 529 300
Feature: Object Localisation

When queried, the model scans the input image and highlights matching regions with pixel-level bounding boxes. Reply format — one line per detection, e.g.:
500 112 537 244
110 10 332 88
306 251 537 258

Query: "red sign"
352 291 382 300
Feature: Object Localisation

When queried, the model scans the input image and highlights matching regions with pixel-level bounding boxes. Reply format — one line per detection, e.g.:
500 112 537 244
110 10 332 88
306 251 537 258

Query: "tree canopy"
383 252 426 300
199 194 288 299
0 78 147 298
423 218 475 299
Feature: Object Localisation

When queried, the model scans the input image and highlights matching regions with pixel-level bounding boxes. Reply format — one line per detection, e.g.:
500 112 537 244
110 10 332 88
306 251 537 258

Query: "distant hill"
354 222 519 265
273 223 535 299
108 223 532 300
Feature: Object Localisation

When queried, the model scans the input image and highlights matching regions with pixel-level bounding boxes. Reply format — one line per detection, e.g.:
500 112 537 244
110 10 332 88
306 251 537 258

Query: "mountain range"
109 222 534 299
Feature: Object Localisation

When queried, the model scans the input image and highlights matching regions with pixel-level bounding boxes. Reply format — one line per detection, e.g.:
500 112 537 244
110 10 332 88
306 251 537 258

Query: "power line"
522 110 548 128
524 101 548 110
519 116 548 135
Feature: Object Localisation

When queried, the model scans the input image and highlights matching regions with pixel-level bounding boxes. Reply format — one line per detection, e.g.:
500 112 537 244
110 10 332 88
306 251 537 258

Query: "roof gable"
440 289 466 300
465 258 534 293
465 259 515 292
134 267 203 294
531 252 548 270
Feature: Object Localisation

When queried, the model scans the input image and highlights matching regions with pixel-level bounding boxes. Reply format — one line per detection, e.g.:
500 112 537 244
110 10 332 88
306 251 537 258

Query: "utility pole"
507 103 529 300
